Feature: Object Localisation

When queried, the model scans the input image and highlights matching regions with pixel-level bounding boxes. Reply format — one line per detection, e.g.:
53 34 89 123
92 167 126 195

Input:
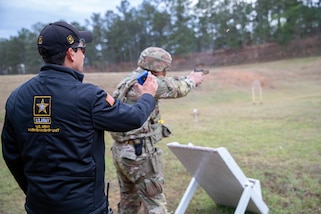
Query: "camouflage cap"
137 47 172 72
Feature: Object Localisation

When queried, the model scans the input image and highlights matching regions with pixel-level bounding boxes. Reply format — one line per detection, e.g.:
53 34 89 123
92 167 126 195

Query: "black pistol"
194 68 209 74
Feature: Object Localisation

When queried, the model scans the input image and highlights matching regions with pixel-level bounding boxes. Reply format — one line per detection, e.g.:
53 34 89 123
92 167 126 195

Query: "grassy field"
0 56 320 213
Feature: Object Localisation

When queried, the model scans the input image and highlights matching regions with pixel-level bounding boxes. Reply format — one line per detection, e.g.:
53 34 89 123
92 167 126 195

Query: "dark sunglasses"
71 46 86 54
71 39 86 54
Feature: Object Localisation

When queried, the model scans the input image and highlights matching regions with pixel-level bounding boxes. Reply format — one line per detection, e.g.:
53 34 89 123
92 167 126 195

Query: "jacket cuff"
184 76 196 88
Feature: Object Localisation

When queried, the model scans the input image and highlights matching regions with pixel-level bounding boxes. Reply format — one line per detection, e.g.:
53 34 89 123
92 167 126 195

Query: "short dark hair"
38 47 66 65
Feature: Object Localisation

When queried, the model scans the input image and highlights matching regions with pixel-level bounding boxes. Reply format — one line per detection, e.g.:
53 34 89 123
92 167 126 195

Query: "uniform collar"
40 63 84 82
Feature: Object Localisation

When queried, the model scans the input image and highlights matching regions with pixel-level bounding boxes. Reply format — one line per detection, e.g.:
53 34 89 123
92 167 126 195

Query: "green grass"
1 56 321 213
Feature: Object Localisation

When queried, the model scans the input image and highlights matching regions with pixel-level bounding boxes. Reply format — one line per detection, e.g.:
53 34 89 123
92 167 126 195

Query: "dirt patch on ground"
85 36 321 74
171 36 321 69
213 70 269 88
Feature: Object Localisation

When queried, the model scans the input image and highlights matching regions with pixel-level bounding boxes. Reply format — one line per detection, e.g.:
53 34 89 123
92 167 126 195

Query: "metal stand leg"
174 177 199 214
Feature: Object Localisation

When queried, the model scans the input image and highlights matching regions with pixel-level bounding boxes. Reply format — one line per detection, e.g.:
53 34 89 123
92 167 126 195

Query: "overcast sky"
0 0 142 39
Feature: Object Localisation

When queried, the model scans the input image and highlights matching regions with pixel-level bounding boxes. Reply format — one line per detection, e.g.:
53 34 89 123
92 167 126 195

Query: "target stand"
167 142 269 214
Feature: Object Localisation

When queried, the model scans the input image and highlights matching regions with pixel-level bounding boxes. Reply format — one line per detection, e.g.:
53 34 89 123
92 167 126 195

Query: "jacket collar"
40 63 84 82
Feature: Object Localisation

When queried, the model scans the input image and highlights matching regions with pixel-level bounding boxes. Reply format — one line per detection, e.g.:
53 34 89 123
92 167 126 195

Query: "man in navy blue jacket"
1 21 158 214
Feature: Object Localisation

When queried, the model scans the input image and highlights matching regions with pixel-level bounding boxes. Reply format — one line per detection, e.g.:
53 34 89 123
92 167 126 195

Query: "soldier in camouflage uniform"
110 47 205 214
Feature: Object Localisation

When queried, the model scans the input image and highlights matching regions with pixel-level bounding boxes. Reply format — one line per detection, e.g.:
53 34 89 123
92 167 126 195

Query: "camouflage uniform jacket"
110 68 195 143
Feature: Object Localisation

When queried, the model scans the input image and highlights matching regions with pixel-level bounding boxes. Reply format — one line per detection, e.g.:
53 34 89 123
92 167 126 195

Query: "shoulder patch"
106 93 115 106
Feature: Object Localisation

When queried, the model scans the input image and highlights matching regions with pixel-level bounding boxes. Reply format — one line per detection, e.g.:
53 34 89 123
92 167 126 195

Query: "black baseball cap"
37 21 93 58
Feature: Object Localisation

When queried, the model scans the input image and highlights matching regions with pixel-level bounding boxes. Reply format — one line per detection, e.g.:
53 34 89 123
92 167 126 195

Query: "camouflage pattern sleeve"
155 76 195 99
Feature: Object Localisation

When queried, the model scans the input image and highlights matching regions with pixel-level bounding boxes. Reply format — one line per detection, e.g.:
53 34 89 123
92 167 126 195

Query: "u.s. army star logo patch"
32 96 52 125
28 96 60 133
34 96 51 116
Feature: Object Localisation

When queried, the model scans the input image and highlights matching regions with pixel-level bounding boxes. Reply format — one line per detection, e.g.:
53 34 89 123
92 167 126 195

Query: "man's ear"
66 48 74 61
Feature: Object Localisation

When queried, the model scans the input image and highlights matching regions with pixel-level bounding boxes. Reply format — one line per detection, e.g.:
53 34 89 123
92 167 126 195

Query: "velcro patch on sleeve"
106 93 115 106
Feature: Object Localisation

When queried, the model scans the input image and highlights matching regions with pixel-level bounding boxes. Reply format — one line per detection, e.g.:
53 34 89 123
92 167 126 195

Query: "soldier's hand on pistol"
188 71 205 87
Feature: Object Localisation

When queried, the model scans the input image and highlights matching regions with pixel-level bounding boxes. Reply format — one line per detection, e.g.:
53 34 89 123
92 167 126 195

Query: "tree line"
1 0 320 74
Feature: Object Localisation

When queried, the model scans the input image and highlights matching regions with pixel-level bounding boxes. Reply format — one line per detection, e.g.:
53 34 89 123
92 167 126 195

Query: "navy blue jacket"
1 64 156 214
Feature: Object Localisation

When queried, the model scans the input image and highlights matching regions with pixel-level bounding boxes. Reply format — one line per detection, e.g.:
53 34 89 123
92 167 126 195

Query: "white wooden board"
167 142 269 214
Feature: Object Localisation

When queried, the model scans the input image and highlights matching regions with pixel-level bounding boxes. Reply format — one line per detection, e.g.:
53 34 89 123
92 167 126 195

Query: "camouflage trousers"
111 138 168 214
